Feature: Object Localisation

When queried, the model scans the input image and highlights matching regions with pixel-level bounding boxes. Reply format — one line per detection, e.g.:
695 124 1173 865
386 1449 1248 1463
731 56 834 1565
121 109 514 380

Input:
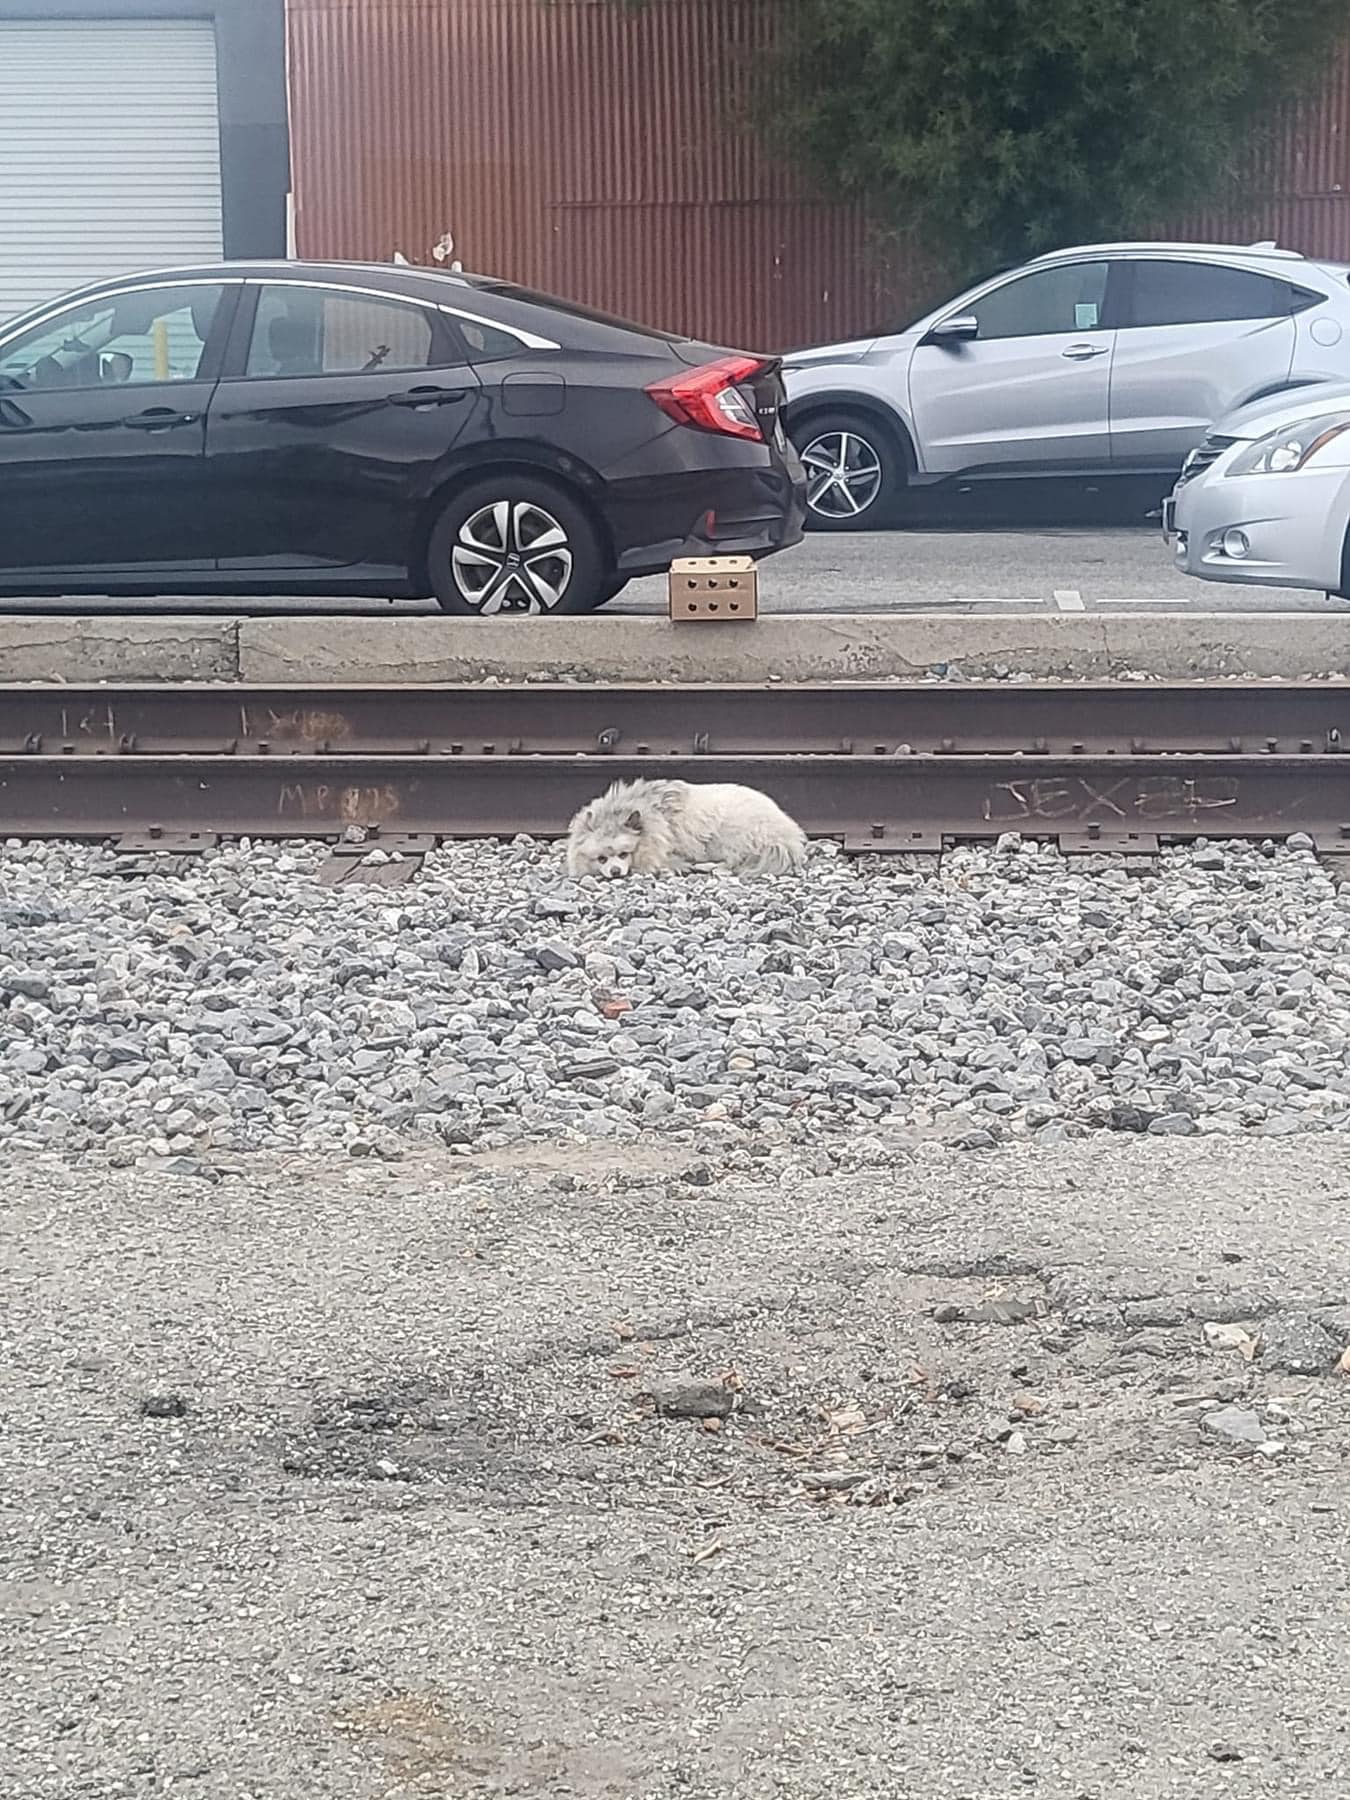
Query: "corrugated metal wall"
1171 53 1350 259
288 0 1350 351
286 0 907 348
0 18 224 321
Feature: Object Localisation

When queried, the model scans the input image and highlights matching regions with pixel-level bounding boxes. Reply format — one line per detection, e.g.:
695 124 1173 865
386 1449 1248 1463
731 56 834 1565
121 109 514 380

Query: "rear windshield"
461 279 690 345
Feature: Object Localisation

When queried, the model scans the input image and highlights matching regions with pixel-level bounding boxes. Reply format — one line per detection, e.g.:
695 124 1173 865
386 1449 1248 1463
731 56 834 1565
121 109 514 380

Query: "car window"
1125 261 1293 327
965 262 1110 340
455 317 525 362
0 284 225 392
245 286 435 378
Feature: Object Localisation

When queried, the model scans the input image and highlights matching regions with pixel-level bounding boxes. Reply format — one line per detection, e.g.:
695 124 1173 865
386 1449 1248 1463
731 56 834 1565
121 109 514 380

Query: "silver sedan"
1166 383 1350 595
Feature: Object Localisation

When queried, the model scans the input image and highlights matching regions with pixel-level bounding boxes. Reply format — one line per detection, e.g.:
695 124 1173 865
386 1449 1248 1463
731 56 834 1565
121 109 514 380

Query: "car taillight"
645 355 767 441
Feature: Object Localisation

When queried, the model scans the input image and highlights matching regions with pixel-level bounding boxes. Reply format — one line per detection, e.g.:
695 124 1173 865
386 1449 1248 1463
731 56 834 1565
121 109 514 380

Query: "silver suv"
783 242 1350 528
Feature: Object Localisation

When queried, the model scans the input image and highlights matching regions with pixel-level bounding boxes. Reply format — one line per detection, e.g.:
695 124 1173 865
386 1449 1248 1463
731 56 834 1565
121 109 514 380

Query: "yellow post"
152 318 170 381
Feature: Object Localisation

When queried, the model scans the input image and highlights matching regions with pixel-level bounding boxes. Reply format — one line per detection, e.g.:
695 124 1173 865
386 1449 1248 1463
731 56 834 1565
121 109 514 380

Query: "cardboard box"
668 556 758 621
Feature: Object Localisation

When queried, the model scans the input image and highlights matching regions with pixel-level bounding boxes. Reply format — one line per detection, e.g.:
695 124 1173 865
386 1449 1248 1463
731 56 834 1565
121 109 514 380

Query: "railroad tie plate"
1313 831 1350 882
842 828 943 859
115 830 220 854
317 834 436 886
111 829 221 878
1057 829 1160 860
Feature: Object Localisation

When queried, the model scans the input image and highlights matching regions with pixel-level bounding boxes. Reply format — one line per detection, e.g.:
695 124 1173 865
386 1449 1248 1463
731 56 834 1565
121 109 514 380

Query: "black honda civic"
0 261 806 613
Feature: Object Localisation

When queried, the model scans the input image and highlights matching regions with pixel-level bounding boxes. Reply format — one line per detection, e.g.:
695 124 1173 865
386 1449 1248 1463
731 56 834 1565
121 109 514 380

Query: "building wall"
1 0 289 265
1171 53 1350 262
288 0 1350 351
287 0 904 348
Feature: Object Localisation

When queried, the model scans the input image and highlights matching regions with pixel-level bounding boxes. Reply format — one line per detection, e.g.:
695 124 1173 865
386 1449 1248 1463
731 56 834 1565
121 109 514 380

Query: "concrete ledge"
0 611 1343 685
238 612 1350 684
0 618 236 683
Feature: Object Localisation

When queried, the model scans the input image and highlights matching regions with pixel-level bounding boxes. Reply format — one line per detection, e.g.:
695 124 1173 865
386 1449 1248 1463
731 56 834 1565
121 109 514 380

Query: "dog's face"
569 807 642 879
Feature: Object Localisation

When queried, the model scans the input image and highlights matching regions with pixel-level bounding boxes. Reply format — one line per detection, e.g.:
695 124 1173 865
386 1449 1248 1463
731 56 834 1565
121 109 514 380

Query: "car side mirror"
925 314 979 346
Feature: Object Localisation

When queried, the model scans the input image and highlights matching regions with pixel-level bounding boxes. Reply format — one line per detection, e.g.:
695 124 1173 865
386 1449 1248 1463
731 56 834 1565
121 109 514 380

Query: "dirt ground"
5 1132 1349 1797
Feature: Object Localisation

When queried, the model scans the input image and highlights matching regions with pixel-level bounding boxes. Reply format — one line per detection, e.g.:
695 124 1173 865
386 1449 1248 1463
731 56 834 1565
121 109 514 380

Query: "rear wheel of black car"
793 409 907 530
593 576 628 609
428 476 609 616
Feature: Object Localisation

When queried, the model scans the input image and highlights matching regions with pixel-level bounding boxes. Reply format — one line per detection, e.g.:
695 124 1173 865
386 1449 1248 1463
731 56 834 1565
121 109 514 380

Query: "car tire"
792 409 908 530
427 476 610 616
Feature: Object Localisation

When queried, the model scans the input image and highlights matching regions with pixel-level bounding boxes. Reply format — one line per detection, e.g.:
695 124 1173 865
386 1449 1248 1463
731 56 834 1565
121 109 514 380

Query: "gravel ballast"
0 834 1348 1160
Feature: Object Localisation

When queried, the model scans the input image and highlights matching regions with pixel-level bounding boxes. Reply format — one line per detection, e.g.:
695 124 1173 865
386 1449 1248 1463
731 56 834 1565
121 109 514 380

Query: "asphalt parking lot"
619 527 1336 615
0 526 1335 618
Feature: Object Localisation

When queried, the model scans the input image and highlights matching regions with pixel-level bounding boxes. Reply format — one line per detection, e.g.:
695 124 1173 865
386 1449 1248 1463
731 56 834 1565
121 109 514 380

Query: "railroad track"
1 680 1349 860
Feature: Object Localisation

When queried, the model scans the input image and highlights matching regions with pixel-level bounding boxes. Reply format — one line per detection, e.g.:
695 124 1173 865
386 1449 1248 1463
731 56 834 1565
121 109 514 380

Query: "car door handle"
1061 344 1109 361
123 408 199 430
388 385 470 408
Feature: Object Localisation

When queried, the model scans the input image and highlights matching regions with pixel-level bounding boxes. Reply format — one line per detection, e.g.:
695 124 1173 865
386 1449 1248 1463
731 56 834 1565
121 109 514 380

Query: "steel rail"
3 750 1349 847
2 681 1349 759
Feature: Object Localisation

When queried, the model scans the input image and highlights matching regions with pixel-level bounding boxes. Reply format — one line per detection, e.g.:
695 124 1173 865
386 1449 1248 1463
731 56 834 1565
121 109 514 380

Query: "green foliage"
775 0 1350 276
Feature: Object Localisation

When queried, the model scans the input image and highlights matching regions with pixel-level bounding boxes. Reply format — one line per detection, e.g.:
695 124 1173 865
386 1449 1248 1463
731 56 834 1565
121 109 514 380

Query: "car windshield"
888 262 1022 333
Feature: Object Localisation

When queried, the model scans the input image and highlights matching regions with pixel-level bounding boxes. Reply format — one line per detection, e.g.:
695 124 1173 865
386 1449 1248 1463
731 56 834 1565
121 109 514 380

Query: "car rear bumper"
1168 465 1350 592
602 450 807 577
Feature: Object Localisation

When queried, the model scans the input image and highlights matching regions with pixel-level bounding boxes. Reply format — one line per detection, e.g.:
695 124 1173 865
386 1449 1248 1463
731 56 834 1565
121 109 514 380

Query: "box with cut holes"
667 555 759 621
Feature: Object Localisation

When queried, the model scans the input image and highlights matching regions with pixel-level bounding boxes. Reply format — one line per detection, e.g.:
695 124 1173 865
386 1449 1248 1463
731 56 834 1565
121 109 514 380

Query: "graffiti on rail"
986 773 1240 825
256 708 353 744
278 782 403 825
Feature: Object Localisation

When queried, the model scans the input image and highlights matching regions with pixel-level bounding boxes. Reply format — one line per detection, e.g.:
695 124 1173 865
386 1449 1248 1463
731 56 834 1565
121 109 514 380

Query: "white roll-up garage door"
0 18 224 322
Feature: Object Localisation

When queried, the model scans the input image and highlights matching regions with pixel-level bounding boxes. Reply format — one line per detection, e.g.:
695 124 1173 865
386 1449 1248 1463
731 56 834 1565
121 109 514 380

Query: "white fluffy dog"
566 778 807 879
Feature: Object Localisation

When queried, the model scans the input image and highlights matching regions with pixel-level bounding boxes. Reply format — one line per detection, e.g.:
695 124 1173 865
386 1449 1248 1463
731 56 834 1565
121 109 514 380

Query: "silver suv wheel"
800 428 884 521
451 499 574 613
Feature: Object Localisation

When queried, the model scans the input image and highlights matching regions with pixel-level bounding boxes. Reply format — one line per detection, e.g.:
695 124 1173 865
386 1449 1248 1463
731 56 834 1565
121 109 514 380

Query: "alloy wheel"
800 429 884 520
451 499 574 613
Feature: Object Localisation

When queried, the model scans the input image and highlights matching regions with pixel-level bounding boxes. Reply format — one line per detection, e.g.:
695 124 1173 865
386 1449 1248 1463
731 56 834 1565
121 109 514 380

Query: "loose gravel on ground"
0 833 1349 1163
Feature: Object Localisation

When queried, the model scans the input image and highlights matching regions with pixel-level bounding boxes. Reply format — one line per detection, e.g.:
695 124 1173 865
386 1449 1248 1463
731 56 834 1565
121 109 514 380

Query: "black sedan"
0 261 805 613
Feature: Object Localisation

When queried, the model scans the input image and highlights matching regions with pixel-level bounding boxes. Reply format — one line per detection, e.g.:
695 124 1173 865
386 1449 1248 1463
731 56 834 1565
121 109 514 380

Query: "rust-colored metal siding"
1170 47 1350 259
287 0 1350 350
286 0 905 349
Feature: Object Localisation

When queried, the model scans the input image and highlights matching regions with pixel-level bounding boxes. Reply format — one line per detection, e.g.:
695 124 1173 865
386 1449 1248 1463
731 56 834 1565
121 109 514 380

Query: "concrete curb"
0 611 1344 684
238 612 1350 684
0 618 236 683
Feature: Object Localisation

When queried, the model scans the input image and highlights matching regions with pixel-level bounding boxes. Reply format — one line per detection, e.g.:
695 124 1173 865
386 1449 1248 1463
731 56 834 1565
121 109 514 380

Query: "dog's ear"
625 810 643 832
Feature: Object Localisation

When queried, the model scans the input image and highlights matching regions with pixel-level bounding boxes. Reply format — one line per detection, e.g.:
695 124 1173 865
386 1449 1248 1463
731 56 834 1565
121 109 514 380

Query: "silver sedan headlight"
1226 413 1350 475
